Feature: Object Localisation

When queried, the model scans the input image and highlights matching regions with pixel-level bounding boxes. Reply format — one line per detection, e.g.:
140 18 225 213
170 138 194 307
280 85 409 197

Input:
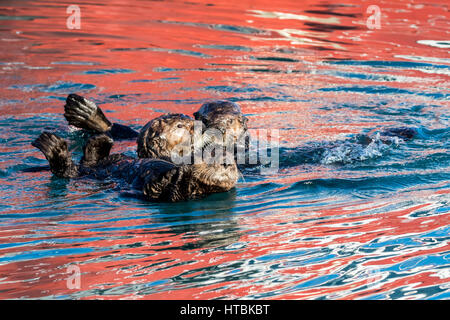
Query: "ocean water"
0 0 449 299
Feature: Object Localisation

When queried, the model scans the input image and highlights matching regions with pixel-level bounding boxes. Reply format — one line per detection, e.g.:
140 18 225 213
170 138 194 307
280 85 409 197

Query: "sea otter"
31 132 238 202
64 94 249 158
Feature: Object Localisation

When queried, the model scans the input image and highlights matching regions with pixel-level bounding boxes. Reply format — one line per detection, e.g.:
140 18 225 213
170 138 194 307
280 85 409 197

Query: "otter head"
194 101 248 148
190 143 239 193
142 148 238 203
137 113 203 161
189 162 238 193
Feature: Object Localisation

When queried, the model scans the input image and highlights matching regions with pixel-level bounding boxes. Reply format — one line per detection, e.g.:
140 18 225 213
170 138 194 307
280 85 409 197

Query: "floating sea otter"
29 94 247 202
31 131 238 202
64 94 249 160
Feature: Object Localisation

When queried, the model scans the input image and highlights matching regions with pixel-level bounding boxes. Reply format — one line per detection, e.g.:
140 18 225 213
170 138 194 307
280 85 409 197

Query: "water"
0 0 449 299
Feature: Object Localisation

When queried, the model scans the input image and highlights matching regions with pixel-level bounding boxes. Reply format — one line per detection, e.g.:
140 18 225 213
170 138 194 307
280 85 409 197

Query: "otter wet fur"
194 100 249 146
32 132 238 202
137 113 203 161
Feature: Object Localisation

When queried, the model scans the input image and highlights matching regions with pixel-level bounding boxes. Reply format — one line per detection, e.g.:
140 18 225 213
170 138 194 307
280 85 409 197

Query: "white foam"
394 55 450 65
248 9 340 24
417 40 450 49
320 133 401 165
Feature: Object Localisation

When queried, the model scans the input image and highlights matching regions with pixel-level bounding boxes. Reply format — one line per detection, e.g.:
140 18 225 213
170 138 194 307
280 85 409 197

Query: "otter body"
32 132 238 202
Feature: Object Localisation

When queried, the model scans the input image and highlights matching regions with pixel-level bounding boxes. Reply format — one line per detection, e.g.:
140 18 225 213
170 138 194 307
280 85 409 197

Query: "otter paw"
32 131 68 160
64 94 112 133
82 134 114 166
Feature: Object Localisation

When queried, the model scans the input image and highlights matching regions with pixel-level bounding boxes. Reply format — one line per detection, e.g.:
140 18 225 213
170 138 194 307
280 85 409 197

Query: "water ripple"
0 0 448 300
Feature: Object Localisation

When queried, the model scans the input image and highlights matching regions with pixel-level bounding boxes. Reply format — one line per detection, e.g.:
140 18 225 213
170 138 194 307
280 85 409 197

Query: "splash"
320 133 401 165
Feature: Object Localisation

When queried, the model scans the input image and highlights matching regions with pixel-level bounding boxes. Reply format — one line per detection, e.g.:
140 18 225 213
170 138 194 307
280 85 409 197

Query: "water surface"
0 0 449 299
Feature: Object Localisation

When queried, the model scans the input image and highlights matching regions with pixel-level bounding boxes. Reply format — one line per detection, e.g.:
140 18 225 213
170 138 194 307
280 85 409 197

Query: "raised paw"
32 132 68 160
64 94 112 133
31 132 76 177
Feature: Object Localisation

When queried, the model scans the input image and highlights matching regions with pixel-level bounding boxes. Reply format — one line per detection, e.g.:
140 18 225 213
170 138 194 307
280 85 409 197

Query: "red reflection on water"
0 0 449 299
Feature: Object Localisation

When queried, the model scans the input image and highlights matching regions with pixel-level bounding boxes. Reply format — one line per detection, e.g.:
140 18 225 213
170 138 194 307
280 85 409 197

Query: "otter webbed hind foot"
81 134 114 167
31 132 78 178
64 94 112 133
64 94 139 140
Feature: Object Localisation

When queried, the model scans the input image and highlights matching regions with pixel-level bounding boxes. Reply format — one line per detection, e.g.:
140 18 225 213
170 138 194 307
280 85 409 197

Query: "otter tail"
81 134 114 166
31 132 78 178
64 94 112 133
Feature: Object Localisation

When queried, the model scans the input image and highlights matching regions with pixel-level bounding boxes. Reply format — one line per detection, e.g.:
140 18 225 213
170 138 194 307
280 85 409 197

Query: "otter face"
194 101 248 147
191 162 238 192
205 113 248 147
213 162 239 191
161 119 193 150
137 114 202 160
190 142 239 192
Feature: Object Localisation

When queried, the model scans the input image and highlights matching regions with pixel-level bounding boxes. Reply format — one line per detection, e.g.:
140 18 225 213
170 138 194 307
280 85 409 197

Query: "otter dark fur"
31 132 79 178
32 132 238 202
194 100 244 125
381 127 417 140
